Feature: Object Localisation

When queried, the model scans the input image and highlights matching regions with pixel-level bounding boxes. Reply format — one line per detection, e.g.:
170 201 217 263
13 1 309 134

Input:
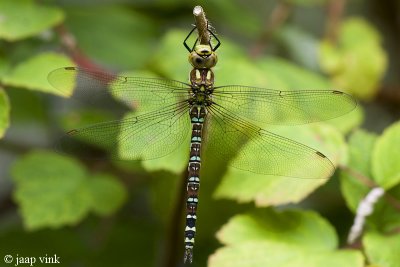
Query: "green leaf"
11 151 127 229
11 151 91 230
340 129 377 211
257 56 331 89
340 128 400 232
364 232 400 267
215 124 347 206
0 0 64 41
216 40 271 88
319 18 387 100
210 243 363 267
210 209 364 267
217 209 338 248
87 174 127 216
151 30 189 80
0 88 10 138
372 121 400 189
65 6 157 69
2 53 74 95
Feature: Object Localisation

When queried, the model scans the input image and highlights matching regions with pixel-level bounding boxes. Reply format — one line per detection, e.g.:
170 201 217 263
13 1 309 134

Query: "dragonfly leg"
183 26 198 52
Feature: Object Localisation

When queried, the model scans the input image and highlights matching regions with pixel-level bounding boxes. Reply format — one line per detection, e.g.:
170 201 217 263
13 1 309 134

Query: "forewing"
205 105 334 179
56 102 190 161
213 86 357 125
48 67 190 110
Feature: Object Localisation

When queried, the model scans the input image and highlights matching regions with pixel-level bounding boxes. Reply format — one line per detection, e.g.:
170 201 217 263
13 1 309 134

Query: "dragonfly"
48 26 356 264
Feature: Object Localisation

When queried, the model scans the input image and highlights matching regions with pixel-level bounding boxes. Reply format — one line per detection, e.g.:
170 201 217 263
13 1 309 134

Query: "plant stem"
193 6 210 45
164 169 187 267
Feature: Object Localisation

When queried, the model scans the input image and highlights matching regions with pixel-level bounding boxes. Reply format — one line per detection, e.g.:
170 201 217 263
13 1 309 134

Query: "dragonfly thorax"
189 68 214 106
189 45 218 69
189 89 212 106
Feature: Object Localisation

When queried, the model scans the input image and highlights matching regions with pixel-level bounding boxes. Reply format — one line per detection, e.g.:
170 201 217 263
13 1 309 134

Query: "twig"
193 6 210 45
55 24 109 73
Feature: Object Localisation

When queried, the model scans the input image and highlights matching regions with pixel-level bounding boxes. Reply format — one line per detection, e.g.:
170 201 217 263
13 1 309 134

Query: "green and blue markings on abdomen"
184 106 205 262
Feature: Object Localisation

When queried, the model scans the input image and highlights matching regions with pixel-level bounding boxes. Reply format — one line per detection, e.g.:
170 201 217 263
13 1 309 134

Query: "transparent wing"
56 102 191 161
212 86 357 125
48 67 190 110
205 104 334 179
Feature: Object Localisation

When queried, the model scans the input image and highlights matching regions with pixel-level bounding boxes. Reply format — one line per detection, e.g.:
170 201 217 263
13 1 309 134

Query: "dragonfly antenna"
193 6 210 45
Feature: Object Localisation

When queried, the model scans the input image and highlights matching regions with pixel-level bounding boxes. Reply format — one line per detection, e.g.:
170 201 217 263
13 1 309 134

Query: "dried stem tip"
193 5 210 45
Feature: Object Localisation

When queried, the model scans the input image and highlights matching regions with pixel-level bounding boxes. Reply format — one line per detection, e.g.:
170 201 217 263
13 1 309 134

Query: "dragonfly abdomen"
184 105 207 263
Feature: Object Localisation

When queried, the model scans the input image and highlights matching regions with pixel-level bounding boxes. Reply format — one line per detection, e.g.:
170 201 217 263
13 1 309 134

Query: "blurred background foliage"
0 0 400 266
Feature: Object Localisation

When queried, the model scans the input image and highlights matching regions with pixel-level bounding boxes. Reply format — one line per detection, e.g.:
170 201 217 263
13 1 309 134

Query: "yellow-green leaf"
210 242 363 267
2 53 74 95
372 121 400 189
87 174 127 216
11 151 128 230
340 129 377 211
11 151 90 230
210 209 364 267
217 209 337 248
319 18 387 100
0 0 64 41
364 232 400 267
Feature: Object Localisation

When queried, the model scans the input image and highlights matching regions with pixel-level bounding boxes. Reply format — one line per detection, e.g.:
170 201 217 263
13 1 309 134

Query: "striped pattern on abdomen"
184 106 207 263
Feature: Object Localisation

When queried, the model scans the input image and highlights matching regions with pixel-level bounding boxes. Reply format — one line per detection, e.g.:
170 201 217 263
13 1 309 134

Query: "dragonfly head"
189 44 218 69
